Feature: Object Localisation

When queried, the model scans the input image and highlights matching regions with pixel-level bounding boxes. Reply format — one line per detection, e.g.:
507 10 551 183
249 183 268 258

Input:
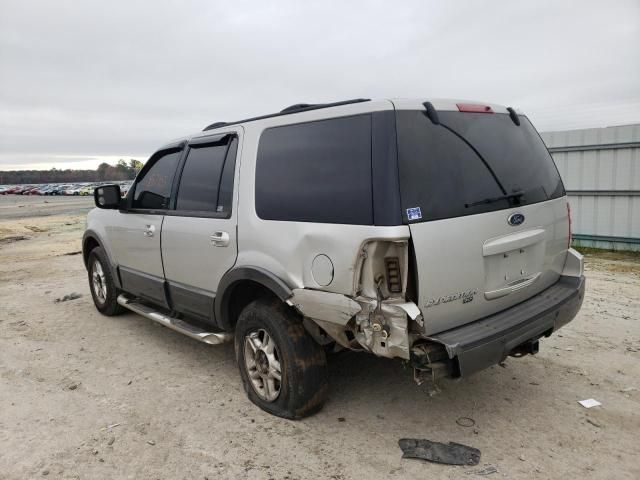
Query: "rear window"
255 115 373 225
396 111 565 222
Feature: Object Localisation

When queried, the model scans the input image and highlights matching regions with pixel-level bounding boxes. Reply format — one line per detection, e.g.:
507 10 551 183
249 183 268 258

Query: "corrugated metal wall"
540 124 640 251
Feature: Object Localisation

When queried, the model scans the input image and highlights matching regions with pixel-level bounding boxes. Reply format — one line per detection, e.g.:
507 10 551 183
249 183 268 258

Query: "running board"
117 294 232 345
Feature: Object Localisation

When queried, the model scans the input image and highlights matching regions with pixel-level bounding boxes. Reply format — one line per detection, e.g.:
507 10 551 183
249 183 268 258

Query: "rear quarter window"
255 115 373 225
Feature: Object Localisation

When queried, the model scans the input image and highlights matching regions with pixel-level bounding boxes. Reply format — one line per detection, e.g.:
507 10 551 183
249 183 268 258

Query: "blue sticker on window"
406 207 422 221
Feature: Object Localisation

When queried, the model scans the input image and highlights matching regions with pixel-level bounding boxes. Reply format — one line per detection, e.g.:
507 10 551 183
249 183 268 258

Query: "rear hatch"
394 101 569 335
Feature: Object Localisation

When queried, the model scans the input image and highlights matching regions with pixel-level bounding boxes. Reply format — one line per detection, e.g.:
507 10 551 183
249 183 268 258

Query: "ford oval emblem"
508 212 525 226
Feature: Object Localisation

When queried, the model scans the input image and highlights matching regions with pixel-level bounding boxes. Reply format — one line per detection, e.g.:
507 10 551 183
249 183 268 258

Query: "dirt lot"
1 196 639 480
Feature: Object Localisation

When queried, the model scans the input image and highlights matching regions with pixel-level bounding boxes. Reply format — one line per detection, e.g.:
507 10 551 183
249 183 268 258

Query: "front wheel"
235 298 328 419
87 246 125 316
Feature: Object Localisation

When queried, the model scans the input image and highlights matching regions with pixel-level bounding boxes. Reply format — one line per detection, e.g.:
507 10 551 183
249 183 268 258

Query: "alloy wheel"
91 260 107 304
244 328 282 402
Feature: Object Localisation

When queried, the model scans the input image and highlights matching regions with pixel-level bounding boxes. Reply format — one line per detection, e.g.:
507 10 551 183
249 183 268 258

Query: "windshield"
396 110 565 223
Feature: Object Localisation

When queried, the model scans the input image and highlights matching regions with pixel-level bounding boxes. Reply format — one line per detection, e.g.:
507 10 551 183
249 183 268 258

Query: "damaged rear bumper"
426 275 586 377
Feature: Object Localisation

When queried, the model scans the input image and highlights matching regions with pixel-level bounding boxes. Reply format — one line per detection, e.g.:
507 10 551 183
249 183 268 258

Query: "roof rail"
203 98 370 131
280 103 313 113
204 121 228 130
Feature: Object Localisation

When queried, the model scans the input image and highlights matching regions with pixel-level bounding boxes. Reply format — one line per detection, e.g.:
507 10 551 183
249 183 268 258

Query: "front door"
161 132 241 323
108 148 183 307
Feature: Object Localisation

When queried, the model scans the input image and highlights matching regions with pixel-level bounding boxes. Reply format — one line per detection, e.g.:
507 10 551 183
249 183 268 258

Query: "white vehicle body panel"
161 127 244 296
411 196 569 334
162 215 237 294
105 212 164 278
233 99 410 295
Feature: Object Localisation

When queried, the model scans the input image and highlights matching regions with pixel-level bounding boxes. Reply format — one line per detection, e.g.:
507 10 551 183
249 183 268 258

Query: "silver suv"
84 98 585 418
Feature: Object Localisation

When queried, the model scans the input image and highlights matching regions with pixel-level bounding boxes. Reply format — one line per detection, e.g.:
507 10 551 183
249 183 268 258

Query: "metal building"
540 124 640 252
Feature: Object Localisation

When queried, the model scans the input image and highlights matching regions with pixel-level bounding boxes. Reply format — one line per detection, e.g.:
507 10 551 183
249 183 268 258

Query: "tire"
235 298 329 419
87 246 125 316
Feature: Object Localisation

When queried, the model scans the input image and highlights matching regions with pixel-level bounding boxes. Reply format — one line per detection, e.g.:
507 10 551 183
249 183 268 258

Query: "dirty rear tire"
87 246 125 316
235 298 328 419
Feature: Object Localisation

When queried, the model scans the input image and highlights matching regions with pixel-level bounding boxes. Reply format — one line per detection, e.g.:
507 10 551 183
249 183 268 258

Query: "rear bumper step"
426 275 586 377
117 294 232 345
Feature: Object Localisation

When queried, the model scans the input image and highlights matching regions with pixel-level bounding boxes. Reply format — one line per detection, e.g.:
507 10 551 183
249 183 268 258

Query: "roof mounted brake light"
457 103 494 113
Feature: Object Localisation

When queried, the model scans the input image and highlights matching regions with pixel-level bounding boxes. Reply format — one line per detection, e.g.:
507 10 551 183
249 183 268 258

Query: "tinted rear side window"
176 137 237 215
396 111 564 222
256 115 373 224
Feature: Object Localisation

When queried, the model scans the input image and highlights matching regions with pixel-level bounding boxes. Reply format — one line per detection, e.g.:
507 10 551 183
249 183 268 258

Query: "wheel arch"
215 266 294 331
82 230 122 289
82 230 104 269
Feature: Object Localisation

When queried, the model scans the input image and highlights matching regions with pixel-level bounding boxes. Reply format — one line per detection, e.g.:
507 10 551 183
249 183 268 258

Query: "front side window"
175 136 238 214
132 150 181 210
255 115 373 225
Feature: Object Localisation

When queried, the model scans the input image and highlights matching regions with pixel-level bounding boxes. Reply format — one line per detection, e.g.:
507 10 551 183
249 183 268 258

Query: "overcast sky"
1 0 639 170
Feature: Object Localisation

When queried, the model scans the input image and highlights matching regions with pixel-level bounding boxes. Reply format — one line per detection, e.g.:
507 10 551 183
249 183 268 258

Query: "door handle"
144 224 155 237
210 231 230 247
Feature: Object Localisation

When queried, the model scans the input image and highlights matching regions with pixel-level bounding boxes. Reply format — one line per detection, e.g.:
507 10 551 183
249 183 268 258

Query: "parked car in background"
119 182 132 197
0 182 137 196
30 185 52 195
62 185 80 195
44 185 62 195
20 186 38 195
79 185 94 196
49 184 71 195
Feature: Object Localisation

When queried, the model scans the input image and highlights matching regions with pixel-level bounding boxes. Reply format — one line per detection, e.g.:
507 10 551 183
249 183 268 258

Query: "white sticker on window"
406 207 422 221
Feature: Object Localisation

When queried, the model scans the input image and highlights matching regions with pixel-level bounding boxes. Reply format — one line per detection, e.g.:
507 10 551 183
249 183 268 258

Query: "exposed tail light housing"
356 240 408 299
457 103 494 113
384 257 402 294
567 202 572 249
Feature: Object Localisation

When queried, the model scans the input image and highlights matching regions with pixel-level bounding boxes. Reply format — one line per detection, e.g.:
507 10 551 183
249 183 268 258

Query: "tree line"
0 159 144 185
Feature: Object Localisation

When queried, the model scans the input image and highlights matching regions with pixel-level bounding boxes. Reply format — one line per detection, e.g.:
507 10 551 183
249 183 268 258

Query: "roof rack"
204 121 228 130
203 98 370 131
280 103 313 113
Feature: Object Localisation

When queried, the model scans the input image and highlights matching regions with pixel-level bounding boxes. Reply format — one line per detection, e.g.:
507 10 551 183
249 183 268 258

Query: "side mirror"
94 184 122 209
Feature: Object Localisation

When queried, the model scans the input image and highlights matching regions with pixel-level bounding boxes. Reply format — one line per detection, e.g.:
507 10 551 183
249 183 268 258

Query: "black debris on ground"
398 438 481 466
54 292 83 303
0 235 31 244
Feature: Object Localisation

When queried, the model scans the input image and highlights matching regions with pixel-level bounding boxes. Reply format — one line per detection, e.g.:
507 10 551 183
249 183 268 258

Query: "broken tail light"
385 257 402 293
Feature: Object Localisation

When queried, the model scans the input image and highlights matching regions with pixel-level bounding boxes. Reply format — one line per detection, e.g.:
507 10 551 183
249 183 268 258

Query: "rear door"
395 106 569 334
108 147 183 308
161 131 241 323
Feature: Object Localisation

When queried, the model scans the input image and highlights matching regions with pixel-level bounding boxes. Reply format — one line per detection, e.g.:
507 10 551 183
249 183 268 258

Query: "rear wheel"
235 298 328 419
87 246 125 316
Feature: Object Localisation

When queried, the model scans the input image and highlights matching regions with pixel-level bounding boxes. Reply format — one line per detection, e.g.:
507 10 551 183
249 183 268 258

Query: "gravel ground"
1 196 639 479
0 195 94 220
